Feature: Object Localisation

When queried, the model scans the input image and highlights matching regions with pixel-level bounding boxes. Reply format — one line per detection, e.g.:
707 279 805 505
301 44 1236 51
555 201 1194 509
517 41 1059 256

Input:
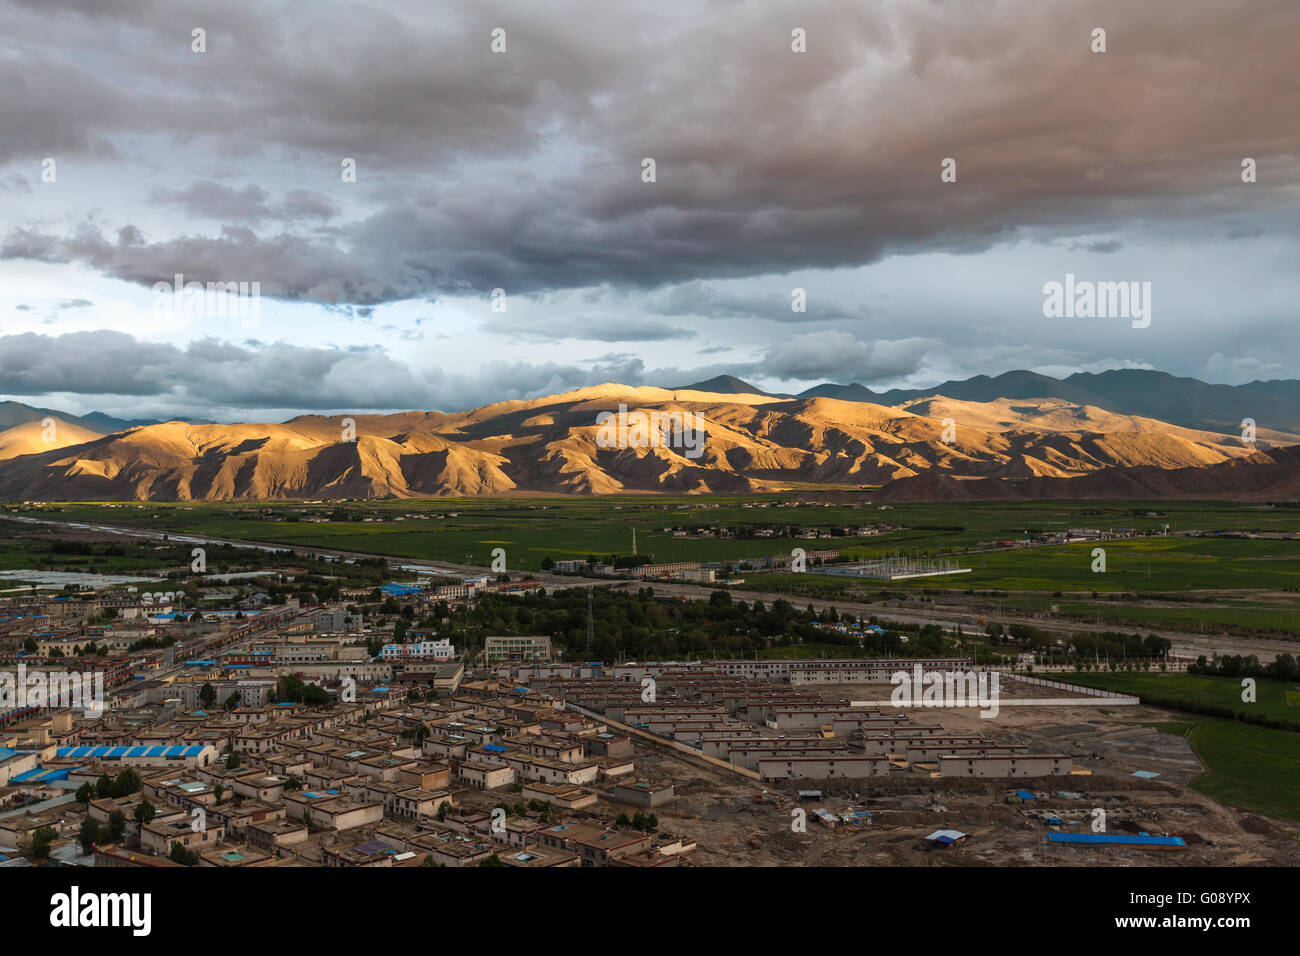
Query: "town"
1 542 1291 870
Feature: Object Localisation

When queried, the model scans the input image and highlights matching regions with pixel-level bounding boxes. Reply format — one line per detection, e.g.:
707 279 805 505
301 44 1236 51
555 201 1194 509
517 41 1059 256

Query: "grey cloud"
1 0 1296 303
0 330 647 413
758 332 937 383
480 313 697 344
2 223 390 303
151 180 339 224
1071 240 1123 254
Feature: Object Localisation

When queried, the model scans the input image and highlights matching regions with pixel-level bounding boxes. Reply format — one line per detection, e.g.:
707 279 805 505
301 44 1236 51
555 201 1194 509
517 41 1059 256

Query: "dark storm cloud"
150 181 340 225
757 331 937 383
2 224 389 303
0 330 648 412
1070 240 1123 254
2 0 1297 303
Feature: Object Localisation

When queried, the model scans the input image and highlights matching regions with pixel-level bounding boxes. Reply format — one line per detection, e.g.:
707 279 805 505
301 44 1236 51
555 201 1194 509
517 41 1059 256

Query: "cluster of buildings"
506 659 1075 782
1 666 700 867
0 554 1094 871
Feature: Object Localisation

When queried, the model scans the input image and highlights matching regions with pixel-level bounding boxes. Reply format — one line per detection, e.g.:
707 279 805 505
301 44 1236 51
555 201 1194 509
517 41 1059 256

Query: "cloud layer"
1 0 1298 412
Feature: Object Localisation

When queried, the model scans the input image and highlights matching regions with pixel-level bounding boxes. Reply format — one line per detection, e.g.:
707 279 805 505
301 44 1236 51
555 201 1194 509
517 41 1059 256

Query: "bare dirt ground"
633 688 1300 867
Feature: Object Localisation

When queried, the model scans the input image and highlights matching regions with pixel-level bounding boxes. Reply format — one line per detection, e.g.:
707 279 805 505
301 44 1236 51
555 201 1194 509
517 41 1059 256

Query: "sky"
1 0 1298 422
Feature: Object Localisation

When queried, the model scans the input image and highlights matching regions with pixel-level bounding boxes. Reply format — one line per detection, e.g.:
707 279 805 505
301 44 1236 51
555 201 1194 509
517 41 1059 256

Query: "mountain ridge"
0 383 1289 501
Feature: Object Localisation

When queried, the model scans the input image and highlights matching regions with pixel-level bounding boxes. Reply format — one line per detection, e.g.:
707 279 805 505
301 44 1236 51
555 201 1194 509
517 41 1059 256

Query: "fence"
563 700 761 780
1010 673 1140 703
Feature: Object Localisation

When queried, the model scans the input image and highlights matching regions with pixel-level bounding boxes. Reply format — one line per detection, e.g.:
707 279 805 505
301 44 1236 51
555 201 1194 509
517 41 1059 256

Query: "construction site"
501 659 1300 867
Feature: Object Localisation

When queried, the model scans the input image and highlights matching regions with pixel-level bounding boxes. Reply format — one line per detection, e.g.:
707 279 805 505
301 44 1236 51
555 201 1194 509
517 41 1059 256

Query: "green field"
1054 600 1300 635
1076 672 1300 819
10 498 1300 592
1068 672 1300 726
1181 719 1300 822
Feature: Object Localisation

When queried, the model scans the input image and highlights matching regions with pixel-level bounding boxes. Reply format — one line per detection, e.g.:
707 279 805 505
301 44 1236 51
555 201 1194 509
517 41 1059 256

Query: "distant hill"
79 411 216 431
0 381 1282 501
0 417 105 460
0 401 212 434
797 382 883 402
796 369 1300 435
0 400 108 434
872 445 1300 502
673 374 774 396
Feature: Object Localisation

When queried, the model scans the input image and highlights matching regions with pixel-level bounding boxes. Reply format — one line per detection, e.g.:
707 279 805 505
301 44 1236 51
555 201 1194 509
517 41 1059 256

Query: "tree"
134 800 156 825
169 842 200 866
199 682 217 709
226 751 242 769
24 825 57 861
107 810 127 842
224 692 241 711
112 768 142 798
78 817 103 854
478 853 506 867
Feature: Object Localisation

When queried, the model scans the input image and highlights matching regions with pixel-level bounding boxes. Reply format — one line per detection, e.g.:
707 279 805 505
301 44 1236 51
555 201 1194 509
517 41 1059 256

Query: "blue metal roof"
56 745 206 759
1048 833 1185 846
11 766 73 784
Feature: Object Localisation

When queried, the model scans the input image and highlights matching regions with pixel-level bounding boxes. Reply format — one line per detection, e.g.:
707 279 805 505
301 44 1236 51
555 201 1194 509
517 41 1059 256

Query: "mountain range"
678 369 1300 437
0 368 1297 501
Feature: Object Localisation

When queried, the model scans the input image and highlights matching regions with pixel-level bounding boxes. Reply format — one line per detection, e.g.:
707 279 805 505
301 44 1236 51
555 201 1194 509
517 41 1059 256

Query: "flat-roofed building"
497 845 580 867
53 744 217 769
612 779 675 808
283 791 384 831
457 759 516 790
937 753 1073 778
484 635 553 663
758 755 892 781
141 817 225 857
521 781 599 810
247 819 309 855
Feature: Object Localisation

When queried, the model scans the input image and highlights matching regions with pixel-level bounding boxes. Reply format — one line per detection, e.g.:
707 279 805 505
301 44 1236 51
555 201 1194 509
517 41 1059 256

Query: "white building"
379 639 455 661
